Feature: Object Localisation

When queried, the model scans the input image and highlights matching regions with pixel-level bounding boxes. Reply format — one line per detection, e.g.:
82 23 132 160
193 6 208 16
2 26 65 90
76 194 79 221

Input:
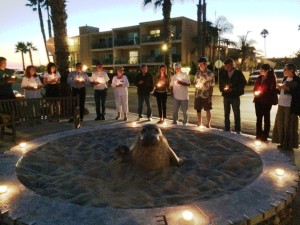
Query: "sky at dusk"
0 0 299 70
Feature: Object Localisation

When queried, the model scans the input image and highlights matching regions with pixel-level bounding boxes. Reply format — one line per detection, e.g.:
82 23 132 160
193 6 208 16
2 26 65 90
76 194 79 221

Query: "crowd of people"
0 56 299 151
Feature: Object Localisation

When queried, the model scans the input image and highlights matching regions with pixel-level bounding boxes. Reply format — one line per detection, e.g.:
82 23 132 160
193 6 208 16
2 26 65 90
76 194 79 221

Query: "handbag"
152 89 158 97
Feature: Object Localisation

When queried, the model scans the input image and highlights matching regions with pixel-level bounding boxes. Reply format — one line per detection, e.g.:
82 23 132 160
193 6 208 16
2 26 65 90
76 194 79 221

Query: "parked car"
13 70 24 79
248 70 260 85
274 69 284 84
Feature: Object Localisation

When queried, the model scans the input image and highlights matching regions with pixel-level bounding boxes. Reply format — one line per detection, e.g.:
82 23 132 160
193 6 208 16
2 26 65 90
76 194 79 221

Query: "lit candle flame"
255 140 261 146
19 142 27 148
254 90 261 96
224 85 229 91
0 185 8 194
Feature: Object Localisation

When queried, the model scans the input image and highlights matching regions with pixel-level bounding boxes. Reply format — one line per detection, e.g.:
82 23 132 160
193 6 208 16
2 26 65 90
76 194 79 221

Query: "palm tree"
237 31 256 70
260 29 269 57
26 42 38 65
143 0 173 72
48 0 69 96
298 24 300 31
26 0 50 63
15 42 28 71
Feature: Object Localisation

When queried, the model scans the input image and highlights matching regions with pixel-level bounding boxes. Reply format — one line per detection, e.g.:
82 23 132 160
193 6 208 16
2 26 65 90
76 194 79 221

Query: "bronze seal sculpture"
115 124 183 170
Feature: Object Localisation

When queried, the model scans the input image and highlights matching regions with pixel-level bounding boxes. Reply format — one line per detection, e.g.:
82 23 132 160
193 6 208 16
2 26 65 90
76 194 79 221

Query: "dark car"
248 70 260 85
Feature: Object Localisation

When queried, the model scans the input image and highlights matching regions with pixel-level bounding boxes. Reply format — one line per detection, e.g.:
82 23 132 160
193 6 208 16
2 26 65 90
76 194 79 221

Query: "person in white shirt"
170 63 191 125
43 62 61 97
21 65 43 121
111 67 129 121
90 62 110 120
21 65 43 99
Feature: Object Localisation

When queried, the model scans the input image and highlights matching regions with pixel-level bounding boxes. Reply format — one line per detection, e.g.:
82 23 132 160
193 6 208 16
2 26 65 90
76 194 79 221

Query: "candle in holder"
224 85 229 91
254 90 261 96
195 82 203 89
77 77 84 82
157 82 162 87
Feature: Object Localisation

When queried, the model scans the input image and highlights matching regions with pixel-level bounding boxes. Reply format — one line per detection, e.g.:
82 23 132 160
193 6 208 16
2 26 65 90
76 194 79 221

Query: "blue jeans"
223 96 241 132
138 94 152 118
94 89 107 118
173 98 189 124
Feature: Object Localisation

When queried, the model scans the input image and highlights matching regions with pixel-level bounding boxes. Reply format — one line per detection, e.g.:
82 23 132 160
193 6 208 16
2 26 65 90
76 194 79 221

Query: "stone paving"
0 106 299 225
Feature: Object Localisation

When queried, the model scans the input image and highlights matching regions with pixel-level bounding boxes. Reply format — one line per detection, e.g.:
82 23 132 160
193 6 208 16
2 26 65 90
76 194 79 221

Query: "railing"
114 38 140 47
91 42 113 49
114 56 139 65
92 58 113 65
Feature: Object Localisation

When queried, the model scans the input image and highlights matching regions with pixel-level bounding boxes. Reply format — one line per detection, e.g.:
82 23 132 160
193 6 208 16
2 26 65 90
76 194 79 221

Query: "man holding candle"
0 57 16 99
219 58 246 134
170 63 191 125
134 64 154 121
67 62 90 122
194 57 215 128
90 62 110 120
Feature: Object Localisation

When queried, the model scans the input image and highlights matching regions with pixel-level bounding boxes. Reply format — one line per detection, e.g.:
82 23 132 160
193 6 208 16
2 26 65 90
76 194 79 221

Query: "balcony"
114 56 139 65
91 42 113 49
92 58 113 65
114 38 140 47
141 33 182 43
141 54 181 63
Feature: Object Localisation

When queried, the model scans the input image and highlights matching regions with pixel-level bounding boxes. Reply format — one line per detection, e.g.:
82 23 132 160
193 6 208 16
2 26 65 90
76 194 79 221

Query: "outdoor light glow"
182 210 193 221
255 140 261 146
163 121 168 126
19 142 27 148
132 122 137 126
0 185 8 194
275 168 285 176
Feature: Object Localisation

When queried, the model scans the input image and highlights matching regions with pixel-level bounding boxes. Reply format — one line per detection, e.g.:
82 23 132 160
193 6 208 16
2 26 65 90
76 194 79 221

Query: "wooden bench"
0 96 80 142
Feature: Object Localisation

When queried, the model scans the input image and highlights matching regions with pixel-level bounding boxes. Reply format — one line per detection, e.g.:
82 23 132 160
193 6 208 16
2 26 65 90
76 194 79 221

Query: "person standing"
0 57 16 99
111 67 129 121
154 65 169 124
134 64 154 121
67 62 90 122
194 57 215 128
219 58 247 134
272 63 300 151
253 63 277 142
170 63 191 125
90 62 110 120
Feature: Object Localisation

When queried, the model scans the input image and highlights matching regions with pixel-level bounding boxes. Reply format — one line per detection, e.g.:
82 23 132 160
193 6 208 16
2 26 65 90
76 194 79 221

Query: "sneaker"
236 131 241 135
147 117 152 121
136 117 142 121
172 121 177 125
124 117 128 121
101 116 106 120
157 119 163 124
183 123 187 126
95 117 101 121
115 116 120 120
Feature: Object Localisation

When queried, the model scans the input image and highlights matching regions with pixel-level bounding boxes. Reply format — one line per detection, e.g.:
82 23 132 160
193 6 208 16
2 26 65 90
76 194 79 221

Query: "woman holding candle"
272 63 300 151
253 63 277 142
43 62 61 97
111 67 129 121
154 65 169 124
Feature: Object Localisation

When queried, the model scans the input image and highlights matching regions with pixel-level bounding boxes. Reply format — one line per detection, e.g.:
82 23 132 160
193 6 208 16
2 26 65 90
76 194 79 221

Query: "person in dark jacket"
253 63 277 142
219 58 247 134
134 64 154 121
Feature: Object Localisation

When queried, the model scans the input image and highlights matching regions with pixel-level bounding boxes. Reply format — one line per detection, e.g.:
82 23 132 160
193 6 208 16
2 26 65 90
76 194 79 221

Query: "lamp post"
161 43 168 65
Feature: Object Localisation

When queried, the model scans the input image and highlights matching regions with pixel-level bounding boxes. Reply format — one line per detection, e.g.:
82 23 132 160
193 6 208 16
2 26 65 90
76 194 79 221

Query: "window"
129 51 138 64
150 29 160 37
128 32 139 44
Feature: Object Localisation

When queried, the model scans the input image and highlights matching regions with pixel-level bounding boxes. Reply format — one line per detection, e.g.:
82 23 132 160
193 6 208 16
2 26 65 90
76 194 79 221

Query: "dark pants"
138 94 152 118
223 96 241 132
156 92 167 119
72 87 86 119
94 89 107 118
255 102 272 140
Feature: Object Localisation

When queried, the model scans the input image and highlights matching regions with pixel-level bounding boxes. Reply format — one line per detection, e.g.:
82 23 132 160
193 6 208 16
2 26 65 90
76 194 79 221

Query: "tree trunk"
37 1 50 63
202 0 206 56
21 53 25 71
48 0 70 96
29 49 33 65
197 0 203 57
162 0 172 73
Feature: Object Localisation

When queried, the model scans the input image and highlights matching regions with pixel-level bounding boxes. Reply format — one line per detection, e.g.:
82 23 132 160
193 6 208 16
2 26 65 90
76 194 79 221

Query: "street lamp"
161 43 168 65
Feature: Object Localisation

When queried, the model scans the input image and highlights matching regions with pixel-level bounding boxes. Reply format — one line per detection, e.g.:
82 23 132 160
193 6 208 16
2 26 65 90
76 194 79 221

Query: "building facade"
68 17 198 72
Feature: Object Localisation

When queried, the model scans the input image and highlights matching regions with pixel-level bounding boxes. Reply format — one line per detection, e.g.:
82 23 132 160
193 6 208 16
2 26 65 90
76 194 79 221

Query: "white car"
248 69 285 84
13 70 24 79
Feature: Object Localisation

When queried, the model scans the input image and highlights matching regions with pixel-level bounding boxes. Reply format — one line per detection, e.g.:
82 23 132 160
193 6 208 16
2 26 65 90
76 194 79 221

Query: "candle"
255 140 261 146
77 77 84 82
157 82 162 87
254 90 261 96
224 85 229 91
11 75 16 79
19 142 27 148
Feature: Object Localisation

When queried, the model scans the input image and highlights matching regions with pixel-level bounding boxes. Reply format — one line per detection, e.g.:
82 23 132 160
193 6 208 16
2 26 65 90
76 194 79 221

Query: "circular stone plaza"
0 114 299 225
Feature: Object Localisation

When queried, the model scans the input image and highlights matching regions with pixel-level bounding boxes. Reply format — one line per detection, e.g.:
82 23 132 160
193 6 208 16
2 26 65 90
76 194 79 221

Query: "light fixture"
0 185 8 194
19 142 27 148
182 210 193 221
275 168 285 176
255 140 261 146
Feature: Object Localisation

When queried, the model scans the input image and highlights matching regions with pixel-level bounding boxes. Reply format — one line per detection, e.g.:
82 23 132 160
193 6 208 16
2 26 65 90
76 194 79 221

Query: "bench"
0 96 80 142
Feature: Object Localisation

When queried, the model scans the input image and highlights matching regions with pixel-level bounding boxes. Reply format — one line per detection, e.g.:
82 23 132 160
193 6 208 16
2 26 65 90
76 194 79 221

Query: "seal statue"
115 124 183 170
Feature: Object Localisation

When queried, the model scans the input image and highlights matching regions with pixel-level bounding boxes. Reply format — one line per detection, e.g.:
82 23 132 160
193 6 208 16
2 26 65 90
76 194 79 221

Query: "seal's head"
139 124 162 147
